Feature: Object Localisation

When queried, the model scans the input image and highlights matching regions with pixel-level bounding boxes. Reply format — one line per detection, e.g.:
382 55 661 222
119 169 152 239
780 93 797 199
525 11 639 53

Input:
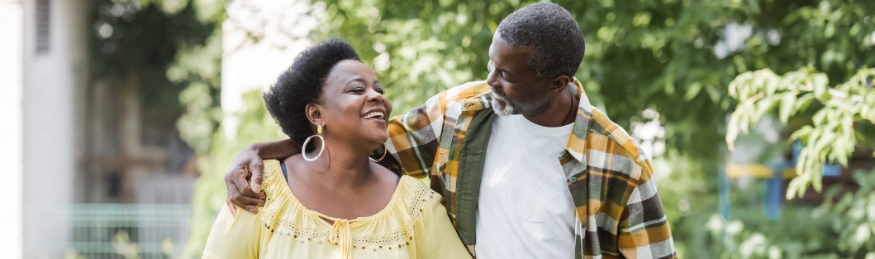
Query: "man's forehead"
489 36 531 72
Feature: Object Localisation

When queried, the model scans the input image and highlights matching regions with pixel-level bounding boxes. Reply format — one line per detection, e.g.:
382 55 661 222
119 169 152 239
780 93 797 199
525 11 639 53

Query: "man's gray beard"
491 97 514 116
491 92 549 117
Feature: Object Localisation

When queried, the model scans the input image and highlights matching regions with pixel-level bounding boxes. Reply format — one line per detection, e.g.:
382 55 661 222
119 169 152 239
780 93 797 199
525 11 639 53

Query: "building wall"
21 0 87 256
0 0 24 257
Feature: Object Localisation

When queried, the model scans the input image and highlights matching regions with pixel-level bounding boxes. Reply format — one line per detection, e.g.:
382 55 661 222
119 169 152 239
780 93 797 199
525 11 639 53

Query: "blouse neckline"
274 161 408 227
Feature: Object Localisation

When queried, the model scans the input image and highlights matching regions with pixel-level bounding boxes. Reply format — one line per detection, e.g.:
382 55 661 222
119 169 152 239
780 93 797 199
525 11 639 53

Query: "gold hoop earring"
369 144 388 163
302 124 325 162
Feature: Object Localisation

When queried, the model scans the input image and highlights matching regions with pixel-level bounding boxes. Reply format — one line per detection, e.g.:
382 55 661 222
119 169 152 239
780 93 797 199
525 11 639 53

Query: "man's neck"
523 87 579 127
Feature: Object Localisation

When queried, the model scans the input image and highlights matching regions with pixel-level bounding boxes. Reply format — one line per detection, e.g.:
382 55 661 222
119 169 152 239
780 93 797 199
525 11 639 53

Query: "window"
35 0 50 54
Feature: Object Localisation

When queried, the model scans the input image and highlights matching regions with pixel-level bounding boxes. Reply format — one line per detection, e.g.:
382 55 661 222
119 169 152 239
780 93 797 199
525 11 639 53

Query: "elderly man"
225 3 675 258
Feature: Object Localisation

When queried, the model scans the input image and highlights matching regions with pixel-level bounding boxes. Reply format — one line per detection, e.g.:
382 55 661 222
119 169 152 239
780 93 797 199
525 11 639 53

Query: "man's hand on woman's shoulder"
224 139 299 216
225 145 266 216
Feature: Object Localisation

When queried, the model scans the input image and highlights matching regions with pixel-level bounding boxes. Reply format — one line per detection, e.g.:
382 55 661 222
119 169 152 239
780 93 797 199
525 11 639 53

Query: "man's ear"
305 103 323 126
550 75 571 93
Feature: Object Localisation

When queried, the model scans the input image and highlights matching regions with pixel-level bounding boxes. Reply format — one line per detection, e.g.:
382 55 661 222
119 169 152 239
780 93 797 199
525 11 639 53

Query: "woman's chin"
362 134 389 147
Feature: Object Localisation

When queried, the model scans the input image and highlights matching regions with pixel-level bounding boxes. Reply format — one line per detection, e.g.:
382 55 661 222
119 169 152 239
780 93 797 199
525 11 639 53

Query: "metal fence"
67 204 191 259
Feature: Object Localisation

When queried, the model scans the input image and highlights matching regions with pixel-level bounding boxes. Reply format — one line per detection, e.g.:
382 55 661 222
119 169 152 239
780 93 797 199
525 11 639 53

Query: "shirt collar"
476 78 593 163
563 78 593 163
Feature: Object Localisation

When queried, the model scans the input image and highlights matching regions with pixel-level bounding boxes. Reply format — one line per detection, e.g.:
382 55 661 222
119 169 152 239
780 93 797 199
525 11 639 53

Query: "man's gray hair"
497 2 585 80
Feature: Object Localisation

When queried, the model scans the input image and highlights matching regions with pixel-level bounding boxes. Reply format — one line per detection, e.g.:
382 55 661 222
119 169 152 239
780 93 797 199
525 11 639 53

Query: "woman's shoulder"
261 159 297 205
398 176 441 218
398 175 428 191
259 160 311 235
261 160 285 188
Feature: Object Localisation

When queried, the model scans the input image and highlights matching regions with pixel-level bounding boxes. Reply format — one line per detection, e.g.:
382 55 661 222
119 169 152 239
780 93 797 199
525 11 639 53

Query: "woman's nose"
367 89 384 103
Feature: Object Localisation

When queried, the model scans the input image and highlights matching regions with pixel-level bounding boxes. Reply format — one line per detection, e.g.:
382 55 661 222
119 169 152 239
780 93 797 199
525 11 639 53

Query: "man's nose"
486 69 501 89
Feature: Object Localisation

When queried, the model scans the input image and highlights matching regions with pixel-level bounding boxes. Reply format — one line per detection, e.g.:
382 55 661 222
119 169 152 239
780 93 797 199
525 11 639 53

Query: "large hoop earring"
302 124 325 162
369 144 388 163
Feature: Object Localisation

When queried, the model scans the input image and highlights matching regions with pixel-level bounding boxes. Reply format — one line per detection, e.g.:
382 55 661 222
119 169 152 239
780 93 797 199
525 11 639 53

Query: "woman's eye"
351 87 365 93
376 89 384 94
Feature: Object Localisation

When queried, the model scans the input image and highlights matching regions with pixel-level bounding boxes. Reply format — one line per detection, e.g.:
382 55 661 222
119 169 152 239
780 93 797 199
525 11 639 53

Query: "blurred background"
1 0 874 258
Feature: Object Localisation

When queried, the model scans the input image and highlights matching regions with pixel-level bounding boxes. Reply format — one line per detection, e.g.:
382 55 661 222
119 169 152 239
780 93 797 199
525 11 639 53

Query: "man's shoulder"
586 107 652 178
416 80 492 119
441 80 492 104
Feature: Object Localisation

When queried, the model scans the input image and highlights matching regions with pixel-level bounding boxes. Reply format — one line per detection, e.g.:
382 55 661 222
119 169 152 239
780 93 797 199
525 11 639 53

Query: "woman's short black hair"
263 39 361 151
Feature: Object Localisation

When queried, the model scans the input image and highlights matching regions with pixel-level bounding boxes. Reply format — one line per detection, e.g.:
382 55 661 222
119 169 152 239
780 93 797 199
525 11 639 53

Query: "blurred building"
2 0 196 257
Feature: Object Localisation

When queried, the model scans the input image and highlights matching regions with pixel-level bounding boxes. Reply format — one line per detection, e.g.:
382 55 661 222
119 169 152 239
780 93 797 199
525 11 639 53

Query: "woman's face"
316 60 393 148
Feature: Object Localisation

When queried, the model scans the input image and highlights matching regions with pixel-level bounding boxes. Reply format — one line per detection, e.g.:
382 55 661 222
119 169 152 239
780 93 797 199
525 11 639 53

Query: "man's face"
486 32 552 116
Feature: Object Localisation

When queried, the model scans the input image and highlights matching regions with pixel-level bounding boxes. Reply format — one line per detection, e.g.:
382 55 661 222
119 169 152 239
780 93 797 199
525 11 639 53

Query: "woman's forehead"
326 60 376 83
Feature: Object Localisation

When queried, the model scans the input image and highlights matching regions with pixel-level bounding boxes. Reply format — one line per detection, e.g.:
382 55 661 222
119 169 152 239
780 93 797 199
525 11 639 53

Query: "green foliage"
89 0 225 152
648 153 720 258
727 67 875 198
822 170 875 256
719 2 875 258
89 0 228 257
704 168 875 258
314 0 873 164
706 211 836 258
172 30 224 152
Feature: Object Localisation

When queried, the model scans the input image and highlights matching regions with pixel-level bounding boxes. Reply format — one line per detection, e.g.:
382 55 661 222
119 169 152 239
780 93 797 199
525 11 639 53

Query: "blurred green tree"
727 68 875 197
724 49 875 259
88 0 229 257
89 0 224 152
719 1 875 258
313 0 872 172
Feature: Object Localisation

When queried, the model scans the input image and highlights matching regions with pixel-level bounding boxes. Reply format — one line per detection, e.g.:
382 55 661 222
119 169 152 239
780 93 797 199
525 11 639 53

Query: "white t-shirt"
475 114 576 259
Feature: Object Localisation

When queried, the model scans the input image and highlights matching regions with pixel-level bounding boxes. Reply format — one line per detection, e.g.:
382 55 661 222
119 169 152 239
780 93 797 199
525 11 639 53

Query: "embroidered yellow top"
203 160 470 259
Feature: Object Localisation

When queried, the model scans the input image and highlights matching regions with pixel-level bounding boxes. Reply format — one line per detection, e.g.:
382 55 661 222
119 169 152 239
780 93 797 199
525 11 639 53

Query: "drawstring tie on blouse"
329 219 352 259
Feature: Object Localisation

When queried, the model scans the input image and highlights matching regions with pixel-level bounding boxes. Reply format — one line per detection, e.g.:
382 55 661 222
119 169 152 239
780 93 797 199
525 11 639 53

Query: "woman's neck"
300 137 375 190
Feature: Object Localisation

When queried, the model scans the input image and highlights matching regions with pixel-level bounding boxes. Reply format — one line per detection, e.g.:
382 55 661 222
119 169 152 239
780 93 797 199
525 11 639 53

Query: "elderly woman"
203 39 469 259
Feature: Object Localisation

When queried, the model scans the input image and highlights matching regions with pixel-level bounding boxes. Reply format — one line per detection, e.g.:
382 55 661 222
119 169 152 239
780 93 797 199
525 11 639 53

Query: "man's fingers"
226 199 238 217
229 187 263 215
227 182 245 208
227 181 264 210
238 180 266 200
249 162 265 195
230 181 266 207
234 194 265 206
230 168 251 194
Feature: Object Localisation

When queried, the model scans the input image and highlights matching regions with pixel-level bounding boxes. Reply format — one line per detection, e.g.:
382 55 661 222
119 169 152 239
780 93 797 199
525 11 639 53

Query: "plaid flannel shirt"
384 80 676 259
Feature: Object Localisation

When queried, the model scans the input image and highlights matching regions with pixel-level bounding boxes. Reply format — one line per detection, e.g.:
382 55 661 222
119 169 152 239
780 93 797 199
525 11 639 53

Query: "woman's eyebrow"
345 77 365 85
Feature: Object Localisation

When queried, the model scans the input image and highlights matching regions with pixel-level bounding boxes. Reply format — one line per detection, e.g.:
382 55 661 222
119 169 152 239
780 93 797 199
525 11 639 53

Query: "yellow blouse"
203 160 471 259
